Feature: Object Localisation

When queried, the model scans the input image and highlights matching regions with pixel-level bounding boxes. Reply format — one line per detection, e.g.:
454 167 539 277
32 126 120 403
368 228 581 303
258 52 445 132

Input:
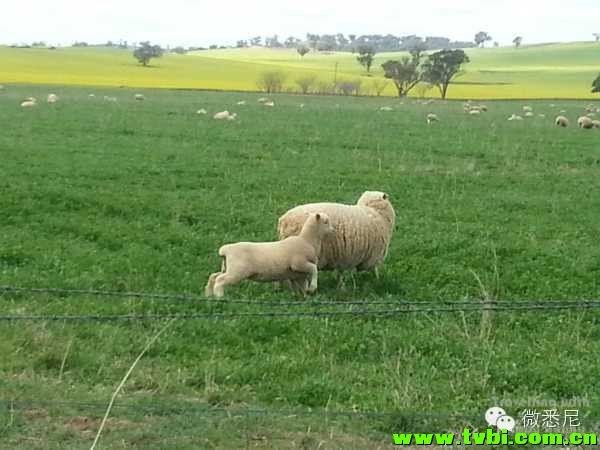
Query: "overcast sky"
1 0 598 48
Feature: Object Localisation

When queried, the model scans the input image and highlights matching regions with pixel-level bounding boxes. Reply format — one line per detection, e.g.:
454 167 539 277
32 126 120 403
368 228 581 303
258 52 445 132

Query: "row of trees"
256 48 470 99
237 33 475 52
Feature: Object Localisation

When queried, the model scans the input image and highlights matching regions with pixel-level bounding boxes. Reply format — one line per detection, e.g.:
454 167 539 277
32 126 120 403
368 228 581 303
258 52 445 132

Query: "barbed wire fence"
3 285 600 444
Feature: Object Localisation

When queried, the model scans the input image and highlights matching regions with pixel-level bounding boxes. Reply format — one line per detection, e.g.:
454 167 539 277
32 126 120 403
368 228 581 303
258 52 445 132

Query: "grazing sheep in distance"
20 99 37 108
263 101 275 107
508 114 523 121
196 108 207 115
538 114 546 118
47 93 58 103
299 104 305 108
479 105 488 112
134 94 145 101
555 116 569 127
578 116 594 129
237 100 246 105
524 111 534 118
426 113 439 124
257 97 269 103
380 106 393 111
469 109 481 115
213 110 237 120
103 96 117 102
523 106 533 112
88 93 95 98
592 120 600 129
205 212 334 297
277 191 396 286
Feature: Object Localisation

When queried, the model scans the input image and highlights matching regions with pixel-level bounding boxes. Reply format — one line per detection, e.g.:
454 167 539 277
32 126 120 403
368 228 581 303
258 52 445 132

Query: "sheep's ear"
315 213 321 221
382 193 388 200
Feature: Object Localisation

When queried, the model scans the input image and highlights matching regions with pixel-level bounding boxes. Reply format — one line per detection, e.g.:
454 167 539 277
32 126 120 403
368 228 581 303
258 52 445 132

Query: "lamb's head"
304 212 334 238
356 191 396 228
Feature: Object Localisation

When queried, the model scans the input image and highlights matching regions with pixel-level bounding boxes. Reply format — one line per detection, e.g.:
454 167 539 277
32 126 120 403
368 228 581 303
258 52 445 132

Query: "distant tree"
133 41 163 66
257 71 287 93
296 75 317 94
474 31 492 48
493 41 499 48
250 36 262 46
73 41 88 47
297 45 310 58
336 80 361 96
306 34 320 51
421 49 470 99
356 45 376 72
594 33 600 42
513 36 523 48
265 35 282 48
382 54 422 97
592 74 600 93
209 44 218 50
284 37 301 48
336 33 349 48
171 46 187 54
236 40 248 48
372 78 390 96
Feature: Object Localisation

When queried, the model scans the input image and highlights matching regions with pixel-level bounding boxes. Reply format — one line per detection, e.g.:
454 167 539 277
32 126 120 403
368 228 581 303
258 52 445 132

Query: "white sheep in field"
469 109 481 115
134 94 145 101
508 114 523 121
578 116 594 129
380 106 393 111
88 93 95 98
237 100 246 105
299 104 305 108
592 120 600 129
205 212 334 297
587 113 596 118
479 105 488 112
20 99 37 108
555 116 569 127
47 93 58 103
196 108 207 115
523 106 533 112
277 191 396 287
263 101 275 107
524 111 534 118
103 96 117 102
538 114 546 118
426 113 439 124
257 97 270 103
213 110 237 120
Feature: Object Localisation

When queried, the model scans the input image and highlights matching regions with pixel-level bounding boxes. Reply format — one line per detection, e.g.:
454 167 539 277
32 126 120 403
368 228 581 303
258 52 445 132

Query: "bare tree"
296 75 317 94
257 71 287 93
372 79 390 96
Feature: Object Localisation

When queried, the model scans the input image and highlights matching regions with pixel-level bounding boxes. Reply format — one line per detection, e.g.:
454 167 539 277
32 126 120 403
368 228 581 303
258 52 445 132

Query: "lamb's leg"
204 272 222 297
213 272 245 298
291 260 318 293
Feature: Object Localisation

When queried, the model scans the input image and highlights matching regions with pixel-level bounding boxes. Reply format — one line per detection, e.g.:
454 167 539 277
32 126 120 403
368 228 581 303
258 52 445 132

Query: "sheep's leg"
204 272 222 297
336 270 346 290
374 267 380 280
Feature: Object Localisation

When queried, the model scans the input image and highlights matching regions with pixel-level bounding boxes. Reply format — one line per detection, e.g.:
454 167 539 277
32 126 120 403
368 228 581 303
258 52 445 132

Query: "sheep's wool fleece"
277 191 395 271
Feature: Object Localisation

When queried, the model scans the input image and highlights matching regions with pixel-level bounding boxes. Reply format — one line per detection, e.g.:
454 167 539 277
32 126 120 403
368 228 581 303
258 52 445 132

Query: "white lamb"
20 99 37 108
578 116 594 129
134 94 145 101
237 100 246 105
263 101 275 107
380 106 393 111
196 108 207 115
47 93 58 103
205 212 334 298
508 114 523 121
593 120 600 129
277 191 395 286
524 111 534 118
523 106 533 112
257 97 269 103
555 116 569 127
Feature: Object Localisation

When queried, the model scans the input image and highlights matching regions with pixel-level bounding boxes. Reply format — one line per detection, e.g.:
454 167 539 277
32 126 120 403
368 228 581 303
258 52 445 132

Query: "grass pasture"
1 85 600 448
1 41 600 98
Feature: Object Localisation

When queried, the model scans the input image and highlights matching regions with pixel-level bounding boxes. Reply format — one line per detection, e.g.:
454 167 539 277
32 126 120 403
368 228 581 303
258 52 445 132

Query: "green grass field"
1 42 600 99
1 84 600 449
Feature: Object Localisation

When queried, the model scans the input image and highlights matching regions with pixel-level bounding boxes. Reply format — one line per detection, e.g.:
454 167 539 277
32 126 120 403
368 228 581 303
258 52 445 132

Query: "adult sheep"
555 116 569 127
578 116 594 129
277 191 396 286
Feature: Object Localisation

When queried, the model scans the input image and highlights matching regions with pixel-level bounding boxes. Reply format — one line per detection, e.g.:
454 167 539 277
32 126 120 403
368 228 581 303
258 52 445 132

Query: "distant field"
1 42 600 98
1 85 600 448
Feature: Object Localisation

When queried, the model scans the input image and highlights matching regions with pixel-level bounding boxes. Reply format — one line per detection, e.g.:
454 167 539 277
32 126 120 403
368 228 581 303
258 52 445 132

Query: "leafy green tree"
421 49 470 99
133 41 163 66
297 45 310 58
474 31 492 48
356 45 376 72
513 36 523 48
592 74 600 93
